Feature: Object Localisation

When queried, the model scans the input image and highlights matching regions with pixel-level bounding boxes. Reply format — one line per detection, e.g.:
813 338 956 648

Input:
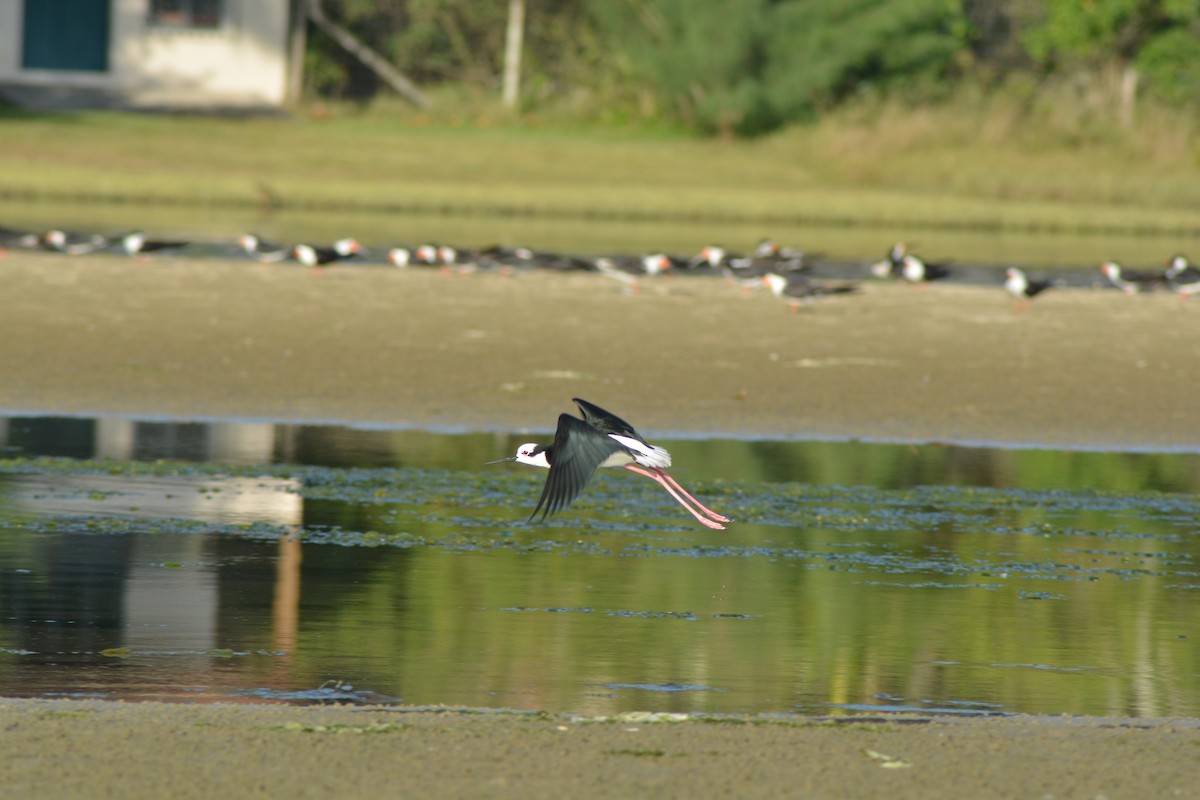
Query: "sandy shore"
0 254 1197 448
3 699 1197 799
2 253 1199 798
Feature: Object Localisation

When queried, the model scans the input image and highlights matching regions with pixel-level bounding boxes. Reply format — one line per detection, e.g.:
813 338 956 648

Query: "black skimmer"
754 238 820 263
762 272 858 310
292 238 362 267
595 253 675 277
1004 267 1054 310
899 253 950 284
387 247 412 267
1101 261 1167 294
488 398 730 530
688 245 743 271
40 229 109 255
1165 254 1200 288
871 242 909 278
473 245 538 270
238 234 290 263
526 250 595 271
121 231 189 257
0 225 39 252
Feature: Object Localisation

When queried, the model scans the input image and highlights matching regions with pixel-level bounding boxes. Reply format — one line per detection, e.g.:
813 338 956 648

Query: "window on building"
148 0 223 29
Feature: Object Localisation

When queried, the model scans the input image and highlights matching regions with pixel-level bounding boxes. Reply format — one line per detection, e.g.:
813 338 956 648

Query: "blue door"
22 0 111 71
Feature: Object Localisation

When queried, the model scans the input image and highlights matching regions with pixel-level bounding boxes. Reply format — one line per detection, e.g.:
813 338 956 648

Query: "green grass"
0 88 1197 236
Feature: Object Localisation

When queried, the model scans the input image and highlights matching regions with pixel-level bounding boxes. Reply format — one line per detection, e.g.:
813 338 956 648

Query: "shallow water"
0 414 1197 716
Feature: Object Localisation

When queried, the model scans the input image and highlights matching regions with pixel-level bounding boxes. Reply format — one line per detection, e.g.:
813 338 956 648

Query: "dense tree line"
306 0 1200 134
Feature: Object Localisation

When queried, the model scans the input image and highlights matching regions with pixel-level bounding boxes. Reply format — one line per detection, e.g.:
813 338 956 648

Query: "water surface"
0 414 1197 717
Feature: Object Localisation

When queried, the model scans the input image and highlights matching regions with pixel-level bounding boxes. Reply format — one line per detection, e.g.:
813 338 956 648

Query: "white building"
0 0 295 110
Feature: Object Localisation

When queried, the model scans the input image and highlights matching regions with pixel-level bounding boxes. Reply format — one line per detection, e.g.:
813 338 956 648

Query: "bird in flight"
488 398 730 530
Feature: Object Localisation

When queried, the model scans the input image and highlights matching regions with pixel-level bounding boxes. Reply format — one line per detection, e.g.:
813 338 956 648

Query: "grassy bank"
1 92 1198 235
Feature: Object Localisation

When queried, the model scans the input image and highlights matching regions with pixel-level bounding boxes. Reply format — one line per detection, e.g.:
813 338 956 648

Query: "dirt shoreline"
1 254 1197 449
3 254 1199 797
3 699 1197 800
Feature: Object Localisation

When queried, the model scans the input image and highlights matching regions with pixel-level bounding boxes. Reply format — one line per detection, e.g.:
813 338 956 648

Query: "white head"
762 272 787 296
901 255 925 282
238 234 258 253
487 444 550 469
122 231 145 255
870 259 893 278
755 238 780 257
333 237 361 256
699 245 725 267
1004 268 1026 293
642 254 671 275
387 247 411 267
293 244 317 266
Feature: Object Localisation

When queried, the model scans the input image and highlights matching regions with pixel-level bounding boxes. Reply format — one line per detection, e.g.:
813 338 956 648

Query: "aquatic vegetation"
1 448 1199 718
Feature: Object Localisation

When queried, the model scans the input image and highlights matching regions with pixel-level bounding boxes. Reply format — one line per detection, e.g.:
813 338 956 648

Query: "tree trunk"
1119 63 1138 129
286 0 307 105
307 0 430 108
502 0 525 109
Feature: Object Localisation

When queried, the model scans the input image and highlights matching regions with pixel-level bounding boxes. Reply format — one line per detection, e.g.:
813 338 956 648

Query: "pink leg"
649 467 732 522
624 466 727 530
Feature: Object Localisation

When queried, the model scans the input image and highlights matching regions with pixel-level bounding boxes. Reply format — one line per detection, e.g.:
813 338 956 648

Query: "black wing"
1026 279 1054 298
529 413 621 522
142 240 189 252
572 398 644 441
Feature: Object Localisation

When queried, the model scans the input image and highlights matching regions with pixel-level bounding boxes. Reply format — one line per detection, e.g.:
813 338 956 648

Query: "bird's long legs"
650 467 732 523
623 465 729 530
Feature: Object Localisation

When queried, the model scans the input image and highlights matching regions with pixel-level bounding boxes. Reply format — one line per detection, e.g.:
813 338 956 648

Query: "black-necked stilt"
1004 267 1054 310
1101 261 1166 294
488 398 730 530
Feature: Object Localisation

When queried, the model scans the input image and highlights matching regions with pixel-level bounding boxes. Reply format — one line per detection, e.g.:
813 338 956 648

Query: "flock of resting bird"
2 223 1198 311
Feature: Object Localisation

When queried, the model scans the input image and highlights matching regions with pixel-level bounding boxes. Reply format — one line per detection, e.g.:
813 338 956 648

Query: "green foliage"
295 1 1200 137
587 0 970 136
306 0 613 103
763 0 970 117
1136 25 1200 105
1023 0 1199 65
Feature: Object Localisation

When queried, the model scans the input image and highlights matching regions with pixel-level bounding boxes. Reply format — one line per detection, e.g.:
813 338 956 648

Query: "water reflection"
3 413 1200 491
0 413 1197 717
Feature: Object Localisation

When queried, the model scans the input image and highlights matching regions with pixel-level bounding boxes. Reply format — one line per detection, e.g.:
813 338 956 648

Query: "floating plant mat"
0 455 1197 717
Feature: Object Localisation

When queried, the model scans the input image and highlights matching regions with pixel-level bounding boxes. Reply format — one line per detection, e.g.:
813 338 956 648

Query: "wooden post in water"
307 0 430 108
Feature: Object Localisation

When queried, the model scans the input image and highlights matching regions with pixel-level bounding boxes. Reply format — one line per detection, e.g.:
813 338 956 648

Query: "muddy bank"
0 254 1196 449
2 699 1196 800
